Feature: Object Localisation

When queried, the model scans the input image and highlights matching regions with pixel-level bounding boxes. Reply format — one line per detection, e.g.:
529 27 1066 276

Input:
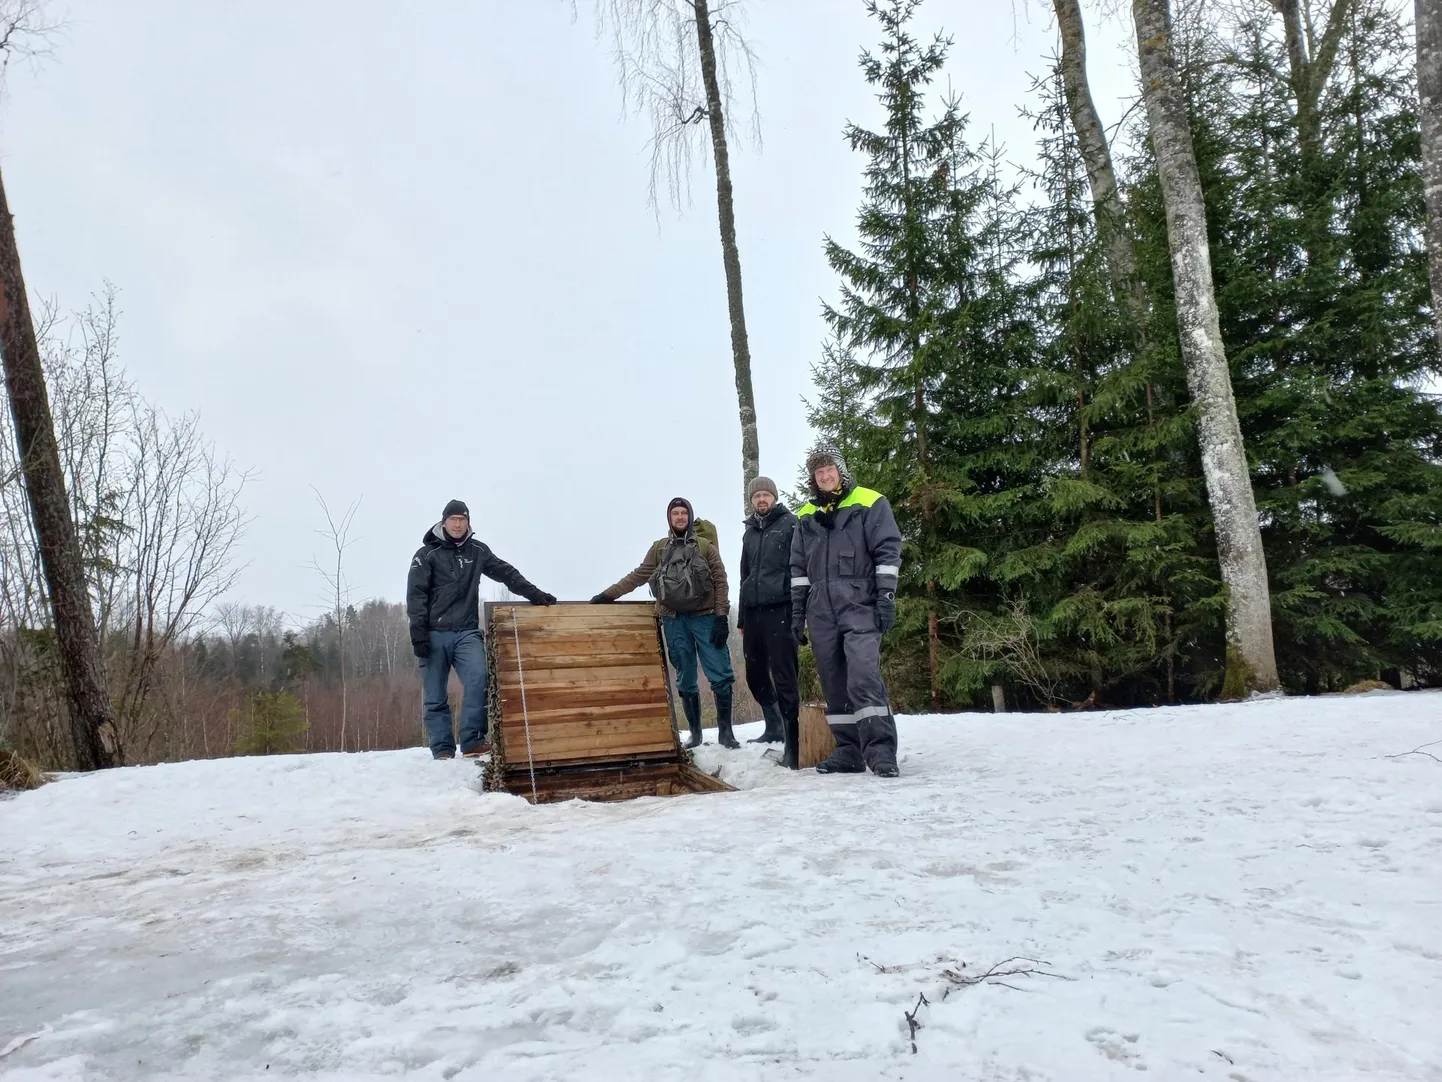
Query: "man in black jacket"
407 499 555 760
737 476 801 768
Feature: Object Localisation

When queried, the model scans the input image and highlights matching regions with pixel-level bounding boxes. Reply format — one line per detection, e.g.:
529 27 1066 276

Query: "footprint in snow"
731 1014 777 1036
1086 1026 1147 1070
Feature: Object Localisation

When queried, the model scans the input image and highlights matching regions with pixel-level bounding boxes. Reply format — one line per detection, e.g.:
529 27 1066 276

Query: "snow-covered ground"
2 693 1440 1081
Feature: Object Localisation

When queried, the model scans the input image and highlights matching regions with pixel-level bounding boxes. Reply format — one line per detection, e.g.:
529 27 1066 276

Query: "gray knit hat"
746 476 778 501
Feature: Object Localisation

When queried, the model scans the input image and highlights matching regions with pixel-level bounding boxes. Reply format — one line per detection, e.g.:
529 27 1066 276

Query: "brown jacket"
602 502 729 618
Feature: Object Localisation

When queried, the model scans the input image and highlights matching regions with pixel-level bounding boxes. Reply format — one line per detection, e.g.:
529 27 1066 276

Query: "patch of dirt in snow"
1 694 1440 1081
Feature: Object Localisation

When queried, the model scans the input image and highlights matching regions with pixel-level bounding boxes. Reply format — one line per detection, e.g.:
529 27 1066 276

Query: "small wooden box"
799 702 836 769
483 602 736 804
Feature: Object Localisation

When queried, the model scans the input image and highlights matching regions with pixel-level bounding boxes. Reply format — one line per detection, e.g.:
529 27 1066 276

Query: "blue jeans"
421 629 487 756
661 614 735 696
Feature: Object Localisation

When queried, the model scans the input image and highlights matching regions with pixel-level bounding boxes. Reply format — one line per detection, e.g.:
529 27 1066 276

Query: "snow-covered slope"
2 693 1439 1080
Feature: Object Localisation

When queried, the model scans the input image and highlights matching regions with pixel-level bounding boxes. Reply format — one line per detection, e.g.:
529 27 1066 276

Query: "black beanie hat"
442 499 469 520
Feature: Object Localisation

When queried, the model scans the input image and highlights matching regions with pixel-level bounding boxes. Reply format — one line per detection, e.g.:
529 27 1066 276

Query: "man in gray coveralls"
789 444 904 778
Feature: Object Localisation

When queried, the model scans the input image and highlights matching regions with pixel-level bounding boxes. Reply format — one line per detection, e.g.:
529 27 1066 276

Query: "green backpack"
649 519 718 613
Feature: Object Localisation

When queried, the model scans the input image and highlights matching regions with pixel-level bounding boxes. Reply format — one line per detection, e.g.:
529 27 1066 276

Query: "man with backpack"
791 445 904 778
408 499 556 760
737 476 801 768
590 497 737 750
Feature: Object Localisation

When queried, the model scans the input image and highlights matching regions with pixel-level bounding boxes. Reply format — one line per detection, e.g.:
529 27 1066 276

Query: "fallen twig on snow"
865 956 1069 1052
938 956 1070 999
904 991 928 1054
1385 740 1442 764
860 954 911 974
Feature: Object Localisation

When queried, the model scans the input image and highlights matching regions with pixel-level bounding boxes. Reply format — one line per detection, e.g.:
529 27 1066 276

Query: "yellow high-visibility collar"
796 487 882 517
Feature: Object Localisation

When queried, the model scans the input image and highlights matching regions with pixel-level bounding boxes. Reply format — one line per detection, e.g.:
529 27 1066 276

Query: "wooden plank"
495 619 660 639
496 712 673 737
494 614 656 631
496 634 654 660
497 670 669 696
677 763 736 793
494 630 660 656
493 651 662 671
498 707 667 730
496 663 662 687
505 734 677 763
496 606 659 629
495 701 672 727
497 697 669 720
496 716 668 740
799 702 836 769
498 685 669 714
500 730 673 759
497 601 655 617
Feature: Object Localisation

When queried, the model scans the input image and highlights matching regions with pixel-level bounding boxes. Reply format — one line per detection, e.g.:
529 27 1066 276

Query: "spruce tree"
1003 65 1202 706
820 0 965 709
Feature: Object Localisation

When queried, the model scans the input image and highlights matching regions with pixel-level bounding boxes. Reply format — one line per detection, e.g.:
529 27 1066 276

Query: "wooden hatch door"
482 601 734 804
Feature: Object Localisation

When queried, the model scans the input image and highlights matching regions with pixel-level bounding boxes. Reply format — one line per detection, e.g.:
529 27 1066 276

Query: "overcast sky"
2 0 1136 623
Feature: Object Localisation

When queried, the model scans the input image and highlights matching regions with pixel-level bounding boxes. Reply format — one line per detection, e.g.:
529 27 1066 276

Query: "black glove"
529 591 557 606
710 615 730 647
792 621 808 647
589 593 613 604
412 638 430 661
876 590 896 634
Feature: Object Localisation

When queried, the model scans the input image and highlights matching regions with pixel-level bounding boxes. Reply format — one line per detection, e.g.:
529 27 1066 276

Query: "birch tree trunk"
1418 0 1442 350
1270 0 1355 156
1133 0 1279 694
692 0 760 509
1053 0 1147 320
1270 0 1355 258
0 164 120 768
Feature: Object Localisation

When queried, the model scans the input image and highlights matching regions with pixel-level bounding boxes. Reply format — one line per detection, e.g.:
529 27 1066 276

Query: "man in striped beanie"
789 445 903 777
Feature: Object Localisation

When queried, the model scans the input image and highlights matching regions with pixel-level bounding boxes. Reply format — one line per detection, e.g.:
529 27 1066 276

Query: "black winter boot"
749 701 785 743
779 707 799 769
715 687 741 749
680 691 704 749
859 715 900 777
815 723 865 774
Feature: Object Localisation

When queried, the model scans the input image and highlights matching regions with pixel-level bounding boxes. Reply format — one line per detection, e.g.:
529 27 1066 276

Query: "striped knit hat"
805 444 853 496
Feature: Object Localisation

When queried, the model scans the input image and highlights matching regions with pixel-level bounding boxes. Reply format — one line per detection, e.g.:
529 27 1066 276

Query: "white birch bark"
1133 0 1280 693
1418 0 1442 350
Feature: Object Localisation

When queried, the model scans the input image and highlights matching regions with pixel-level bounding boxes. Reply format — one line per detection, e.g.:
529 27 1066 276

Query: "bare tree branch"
1385 739 1442 764
586 0 760 211
0 0 63 85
